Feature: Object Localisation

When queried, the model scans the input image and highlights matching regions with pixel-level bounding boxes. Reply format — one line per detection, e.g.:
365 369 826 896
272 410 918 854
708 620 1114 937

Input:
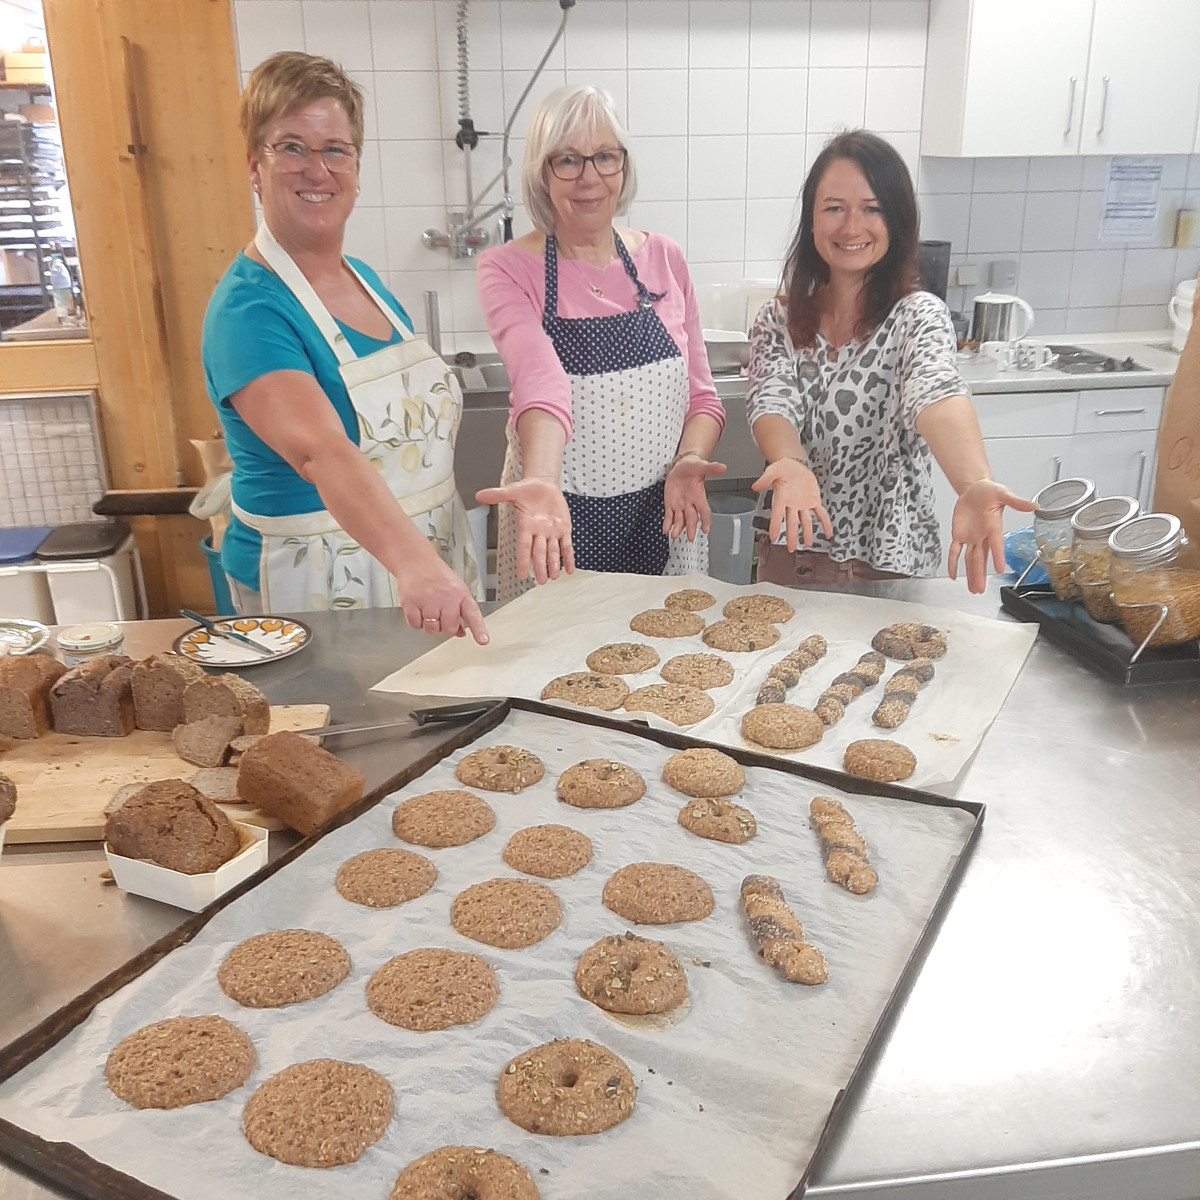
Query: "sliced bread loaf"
104 779 241 874
0 654 67 738
182 674 270 736
132 654 207 731
0 772 16 824
173 714 243 767
50 655 135 737
236 731 364 835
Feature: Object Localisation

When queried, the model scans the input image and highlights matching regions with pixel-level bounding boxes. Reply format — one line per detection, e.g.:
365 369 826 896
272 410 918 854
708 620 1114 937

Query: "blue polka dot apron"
496 231 707 600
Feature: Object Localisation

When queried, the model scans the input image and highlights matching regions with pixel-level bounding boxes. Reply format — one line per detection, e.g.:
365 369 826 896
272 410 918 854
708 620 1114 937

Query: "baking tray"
0 698 983 1200
1000 582 1200 686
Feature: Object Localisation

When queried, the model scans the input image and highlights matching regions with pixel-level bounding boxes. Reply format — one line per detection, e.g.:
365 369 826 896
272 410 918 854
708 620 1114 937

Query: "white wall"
232 0 1200 352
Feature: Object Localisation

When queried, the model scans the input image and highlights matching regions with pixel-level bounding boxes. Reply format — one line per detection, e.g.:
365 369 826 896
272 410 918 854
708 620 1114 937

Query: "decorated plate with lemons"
173 616 312 666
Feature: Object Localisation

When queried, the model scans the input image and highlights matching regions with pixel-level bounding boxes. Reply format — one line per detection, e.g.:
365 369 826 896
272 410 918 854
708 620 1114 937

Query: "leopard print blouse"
746 290 967 576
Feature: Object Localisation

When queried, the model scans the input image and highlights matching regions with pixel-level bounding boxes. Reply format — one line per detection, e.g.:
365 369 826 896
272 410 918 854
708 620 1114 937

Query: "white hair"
520 85 638 235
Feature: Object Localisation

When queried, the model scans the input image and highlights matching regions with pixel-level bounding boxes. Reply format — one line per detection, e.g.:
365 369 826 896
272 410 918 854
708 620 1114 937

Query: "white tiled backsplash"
233 0 1200 351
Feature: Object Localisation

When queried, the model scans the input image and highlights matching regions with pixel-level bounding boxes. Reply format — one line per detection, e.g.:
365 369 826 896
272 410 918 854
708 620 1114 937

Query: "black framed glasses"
262 140 359 174
546 147 627 181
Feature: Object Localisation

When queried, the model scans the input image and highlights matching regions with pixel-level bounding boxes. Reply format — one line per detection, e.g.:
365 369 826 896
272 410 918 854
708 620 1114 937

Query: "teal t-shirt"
201 252 413 589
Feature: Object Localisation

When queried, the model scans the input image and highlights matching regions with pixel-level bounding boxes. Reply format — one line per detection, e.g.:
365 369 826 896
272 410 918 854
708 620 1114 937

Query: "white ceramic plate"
0 618 51 655
173 616 312 667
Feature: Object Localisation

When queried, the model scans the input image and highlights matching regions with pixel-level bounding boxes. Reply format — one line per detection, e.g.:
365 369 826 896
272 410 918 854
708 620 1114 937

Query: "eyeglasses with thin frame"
546 147 627 181
262 139 359 174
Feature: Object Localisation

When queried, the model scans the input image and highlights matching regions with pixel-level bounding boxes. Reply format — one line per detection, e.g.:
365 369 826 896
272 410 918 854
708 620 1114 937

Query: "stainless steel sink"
450 353 511 393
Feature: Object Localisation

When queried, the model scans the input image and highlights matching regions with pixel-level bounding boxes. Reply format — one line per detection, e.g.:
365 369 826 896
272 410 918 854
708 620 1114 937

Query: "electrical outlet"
990 259 1017 291
955 263 979 286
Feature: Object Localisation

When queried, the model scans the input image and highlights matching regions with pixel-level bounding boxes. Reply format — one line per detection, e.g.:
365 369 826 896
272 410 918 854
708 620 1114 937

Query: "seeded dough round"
218 929 351 1008
105 1015 254 1110
451 878 562 948
843 738 917 782
702 619 780 652
556 759 646 809
624 683 714 726
503 824 593 878
871 622 949 660
663 588 716 611
366 948 498 1031
335 848 437 908
602 862 715 924
497 1038 636 1136
661 746 745 797
243 1059 392 1167
389 1146 541 1200
678 797 758 844
540 671 629 711
586 642 660 674
455 746 545 793
575 932 688 1015
391 790 496 848
741 703 824 750
629 608 705 638
722 594 795 624
659 652 734 689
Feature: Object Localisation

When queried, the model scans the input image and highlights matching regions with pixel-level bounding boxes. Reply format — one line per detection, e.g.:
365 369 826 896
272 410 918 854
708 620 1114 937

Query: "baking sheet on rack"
0 708 976 1200
373 570 1037 787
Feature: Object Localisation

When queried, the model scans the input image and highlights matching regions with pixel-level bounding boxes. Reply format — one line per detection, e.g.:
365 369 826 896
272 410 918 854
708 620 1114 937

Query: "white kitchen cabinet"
1067 387 1163 507
923 0 1200 157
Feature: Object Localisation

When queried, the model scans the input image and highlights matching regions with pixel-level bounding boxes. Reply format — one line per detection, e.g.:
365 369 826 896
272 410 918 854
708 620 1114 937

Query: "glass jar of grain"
1031 478 1096 599
1069 495 1140 623
1109 514 1200 648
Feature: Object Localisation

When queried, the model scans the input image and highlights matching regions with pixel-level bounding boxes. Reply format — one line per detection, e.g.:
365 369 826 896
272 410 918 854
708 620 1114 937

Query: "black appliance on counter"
916 240 951 300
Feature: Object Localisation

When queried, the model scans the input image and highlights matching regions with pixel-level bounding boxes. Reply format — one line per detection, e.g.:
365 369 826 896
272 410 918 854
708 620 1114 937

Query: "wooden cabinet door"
1079 0 1200 155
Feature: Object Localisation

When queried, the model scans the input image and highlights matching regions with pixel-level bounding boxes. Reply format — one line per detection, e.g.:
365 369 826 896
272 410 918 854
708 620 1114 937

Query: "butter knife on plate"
179 609 275 658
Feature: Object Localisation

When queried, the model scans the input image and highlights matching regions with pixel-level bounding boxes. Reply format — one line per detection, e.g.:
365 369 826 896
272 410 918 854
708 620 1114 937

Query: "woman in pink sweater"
476 86 726 600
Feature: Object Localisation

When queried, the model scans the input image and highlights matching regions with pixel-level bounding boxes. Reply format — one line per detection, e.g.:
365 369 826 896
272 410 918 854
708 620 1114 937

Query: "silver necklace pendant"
589 282 604 298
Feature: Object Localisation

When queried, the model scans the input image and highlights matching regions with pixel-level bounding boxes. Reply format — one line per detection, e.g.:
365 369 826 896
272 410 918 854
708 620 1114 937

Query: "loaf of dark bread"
50 656 135 737
0 654 67 738
132 654 207 731
182 674 270 736
173 714 242 767
104 779 242 874
0 773 16 824
236 731 364 835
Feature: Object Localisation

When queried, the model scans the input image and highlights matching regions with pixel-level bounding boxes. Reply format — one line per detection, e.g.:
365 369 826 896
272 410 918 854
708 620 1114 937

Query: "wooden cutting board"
1 704 330 844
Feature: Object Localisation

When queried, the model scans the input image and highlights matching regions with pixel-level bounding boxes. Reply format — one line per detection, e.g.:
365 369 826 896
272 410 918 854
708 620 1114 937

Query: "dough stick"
814 649 886 726
739 874 828 984
809 796 878 894
872 657 936 729
754 634 828 706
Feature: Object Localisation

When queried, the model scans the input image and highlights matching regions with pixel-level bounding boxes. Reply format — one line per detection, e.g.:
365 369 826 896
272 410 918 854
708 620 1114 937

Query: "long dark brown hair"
782 131 919 350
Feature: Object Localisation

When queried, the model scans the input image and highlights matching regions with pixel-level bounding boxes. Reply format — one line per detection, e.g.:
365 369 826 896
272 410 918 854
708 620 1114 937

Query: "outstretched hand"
948 480 1036 593
663 454 727 540
751 458 833 553
475 476 575 586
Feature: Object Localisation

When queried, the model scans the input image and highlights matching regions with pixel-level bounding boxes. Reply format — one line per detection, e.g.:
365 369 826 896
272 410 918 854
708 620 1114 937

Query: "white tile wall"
232 0 1200 350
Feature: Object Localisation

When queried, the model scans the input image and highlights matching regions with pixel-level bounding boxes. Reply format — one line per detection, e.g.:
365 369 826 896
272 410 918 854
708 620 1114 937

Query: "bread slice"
182 674 270 736
173 714 243 767
0 772 16 824
0 654 67 738
104 779 241 874
50 656 135 737
236 731 364 835
132 654 207 731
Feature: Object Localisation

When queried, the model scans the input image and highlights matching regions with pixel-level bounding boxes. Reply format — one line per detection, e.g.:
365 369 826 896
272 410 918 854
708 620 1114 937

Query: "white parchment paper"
0 709 977 1200
373 571 1037 787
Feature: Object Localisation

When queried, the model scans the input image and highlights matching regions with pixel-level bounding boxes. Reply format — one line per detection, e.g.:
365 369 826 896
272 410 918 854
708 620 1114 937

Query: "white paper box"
105 823 268 912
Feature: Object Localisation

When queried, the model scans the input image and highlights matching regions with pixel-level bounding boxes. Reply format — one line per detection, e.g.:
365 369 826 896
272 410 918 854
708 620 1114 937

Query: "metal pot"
971 292 1035 343
702 329 750 373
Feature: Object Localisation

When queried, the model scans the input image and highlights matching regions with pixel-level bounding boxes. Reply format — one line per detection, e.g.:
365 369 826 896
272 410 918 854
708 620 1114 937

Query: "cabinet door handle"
1052 455 1063 482
1064 76 1077 136
1094 407 1147 416
1135 449 1147 501
1097 75 1111 136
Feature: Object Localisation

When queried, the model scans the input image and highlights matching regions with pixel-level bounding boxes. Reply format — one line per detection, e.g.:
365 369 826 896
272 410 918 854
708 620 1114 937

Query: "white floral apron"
497 232 707 601
232 223 481 612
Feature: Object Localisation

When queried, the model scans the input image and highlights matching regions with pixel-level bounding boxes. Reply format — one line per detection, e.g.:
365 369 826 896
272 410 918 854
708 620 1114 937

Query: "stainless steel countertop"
2 585 1199 1200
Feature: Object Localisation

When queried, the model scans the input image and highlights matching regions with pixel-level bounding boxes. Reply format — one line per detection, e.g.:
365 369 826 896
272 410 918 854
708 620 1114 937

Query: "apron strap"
543 231 667 329
253 222 411 365
612 229 666 307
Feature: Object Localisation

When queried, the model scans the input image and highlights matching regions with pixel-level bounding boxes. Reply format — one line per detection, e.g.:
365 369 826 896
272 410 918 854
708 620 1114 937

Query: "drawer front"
972 391 1077 439
1075 387 1164 434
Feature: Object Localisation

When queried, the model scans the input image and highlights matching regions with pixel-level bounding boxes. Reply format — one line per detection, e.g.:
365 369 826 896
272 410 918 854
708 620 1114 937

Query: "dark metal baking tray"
0 697 984 1200
1000 582 1200 686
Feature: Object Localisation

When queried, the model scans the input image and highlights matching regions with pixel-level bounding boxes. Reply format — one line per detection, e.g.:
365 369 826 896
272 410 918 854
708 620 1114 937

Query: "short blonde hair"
521 85 638 235
240 51 366 156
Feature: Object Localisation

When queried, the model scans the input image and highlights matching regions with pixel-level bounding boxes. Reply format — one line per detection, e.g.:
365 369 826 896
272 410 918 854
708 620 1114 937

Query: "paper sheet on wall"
372 572 1037 790
1099 156 1162 242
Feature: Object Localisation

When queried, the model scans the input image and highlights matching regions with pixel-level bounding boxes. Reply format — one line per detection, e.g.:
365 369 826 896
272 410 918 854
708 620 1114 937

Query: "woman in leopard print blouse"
746 131 1033 593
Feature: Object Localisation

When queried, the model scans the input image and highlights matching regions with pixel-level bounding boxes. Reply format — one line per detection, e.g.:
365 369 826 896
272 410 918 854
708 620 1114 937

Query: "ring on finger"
422 616 440 629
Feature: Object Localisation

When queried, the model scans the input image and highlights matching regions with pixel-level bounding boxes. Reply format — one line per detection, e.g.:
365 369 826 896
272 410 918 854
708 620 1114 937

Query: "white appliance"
1168 278 1196 352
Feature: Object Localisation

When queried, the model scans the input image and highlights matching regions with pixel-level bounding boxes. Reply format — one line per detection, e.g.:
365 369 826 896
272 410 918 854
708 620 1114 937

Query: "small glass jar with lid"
56 621 124 667
1068 495 1140 623
1031 477 1096 599
1109 514 1200 648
